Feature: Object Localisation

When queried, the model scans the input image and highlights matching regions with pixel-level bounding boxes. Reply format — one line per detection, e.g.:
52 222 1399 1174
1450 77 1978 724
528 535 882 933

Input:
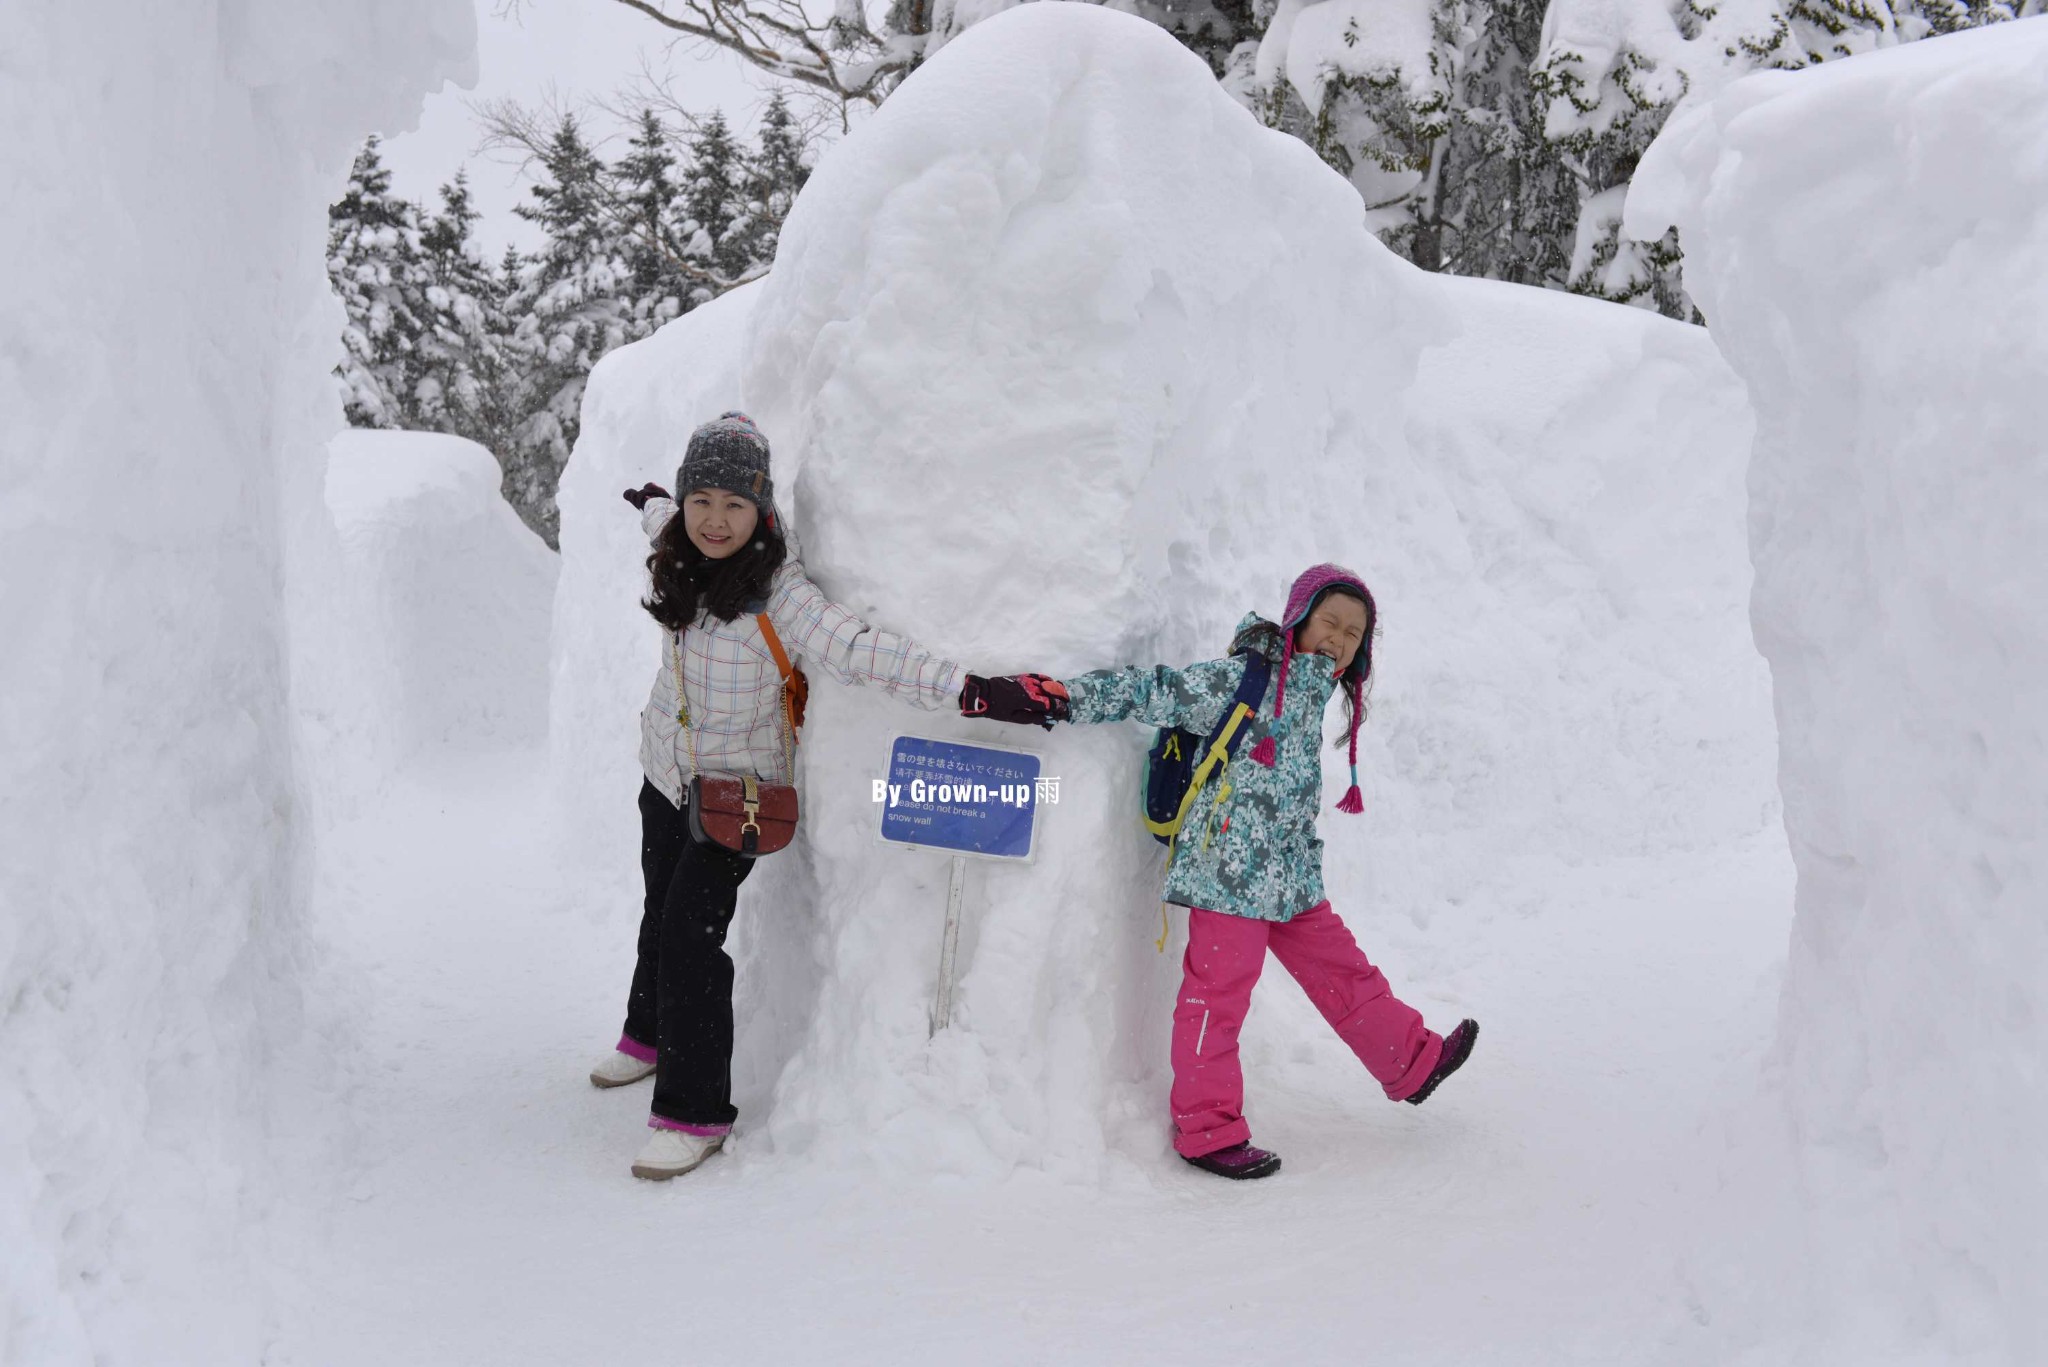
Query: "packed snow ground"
277 11 1794 1362
282 749 1788 1364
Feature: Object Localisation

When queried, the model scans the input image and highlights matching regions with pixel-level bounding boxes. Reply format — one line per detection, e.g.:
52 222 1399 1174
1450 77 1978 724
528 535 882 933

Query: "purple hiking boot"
1405 1018 1479 1106
1182 1141 1282 1180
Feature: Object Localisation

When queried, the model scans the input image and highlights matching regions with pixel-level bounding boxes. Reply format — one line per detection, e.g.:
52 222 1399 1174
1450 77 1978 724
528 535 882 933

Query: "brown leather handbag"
687 774 798 857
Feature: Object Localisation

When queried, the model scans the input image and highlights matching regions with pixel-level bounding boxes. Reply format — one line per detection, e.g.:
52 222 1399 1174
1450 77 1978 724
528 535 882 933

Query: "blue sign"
878 736 1041 861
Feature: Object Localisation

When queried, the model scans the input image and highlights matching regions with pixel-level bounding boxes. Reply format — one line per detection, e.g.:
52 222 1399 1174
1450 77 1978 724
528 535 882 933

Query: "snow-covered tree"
612 0 2030 320
1247 0 2025 316
1240 1 1577 288
1905 0 2039 32
675 110 756 301
737 89 811 272
1531 0 1892 312
1429 0 1581 287
328 136 427 427
416 172 516 462
614 108 687 337
505 114 632 547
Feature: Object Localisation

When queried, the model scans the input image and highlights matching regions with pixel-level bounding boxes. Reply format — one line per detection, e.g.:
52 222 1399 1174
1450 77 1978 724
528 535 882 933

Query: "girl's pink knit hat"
1249 563 1374 814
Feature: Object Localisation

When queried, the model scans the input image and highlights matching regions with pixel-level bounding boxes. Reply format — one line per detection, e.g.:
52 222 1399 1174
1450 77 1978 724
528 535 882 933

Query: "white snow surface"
316 430 555 776
1632 21 2048 1365
0 3 472 1363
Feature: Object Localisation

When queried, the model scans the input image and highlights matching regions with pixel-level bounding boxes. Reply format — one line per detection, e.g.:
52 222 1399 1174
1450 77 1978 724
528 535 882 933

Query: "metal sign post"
876 735 1045 1037
930 855 968 1037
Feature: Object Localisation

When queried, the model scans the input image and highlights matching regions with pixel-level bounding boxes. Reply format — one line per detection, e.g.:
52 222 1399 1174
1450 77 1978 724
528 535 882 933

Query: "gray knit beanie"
675 411 773 514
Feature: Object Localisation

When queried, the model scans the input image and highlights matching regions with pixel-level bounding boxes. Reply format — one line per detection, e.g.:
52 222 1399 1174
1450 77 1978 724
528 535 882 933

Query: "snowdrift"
312 430 556 782
1631 20 2048 1364
0 6 471 1362
555 1 1775 1182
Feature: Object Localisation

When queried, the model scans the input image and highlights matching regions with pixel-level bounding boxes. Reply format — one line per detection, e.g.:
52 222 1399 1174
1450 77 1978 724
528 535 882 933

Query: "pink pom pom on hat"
1250 563 1374 814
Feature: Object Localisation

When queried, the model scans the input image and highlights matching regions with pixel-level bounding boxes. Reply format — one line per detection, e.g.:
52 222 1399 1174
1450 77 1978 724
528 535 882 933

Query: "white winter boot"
631 1128 724 1180
589 1048 657 1089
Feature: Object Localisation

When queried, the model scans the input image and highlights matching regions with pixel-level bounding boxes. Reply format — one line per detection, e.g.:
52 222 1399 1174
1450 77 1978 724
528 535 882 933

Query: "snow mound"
0 5 471 1362
1631 20 2048 1364
316 430 555 773
555 2 1774 1182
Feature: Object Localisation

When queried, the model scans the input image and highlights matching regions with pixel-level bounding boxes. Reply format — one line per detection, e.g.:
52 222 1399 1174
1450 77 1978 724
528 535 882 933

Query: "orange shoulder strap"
755 613 794 683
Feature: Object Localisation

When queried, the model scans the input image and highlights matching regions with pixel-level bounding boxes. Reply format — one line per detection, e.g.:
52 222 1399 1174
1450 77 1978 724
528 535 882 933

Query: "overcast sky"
382 0 767 254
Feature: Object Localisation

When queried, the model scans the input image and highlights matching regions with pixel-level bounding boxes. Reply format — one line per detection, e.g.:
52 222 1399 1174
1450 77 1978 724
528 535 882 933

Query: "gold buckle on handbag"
740 777 761 835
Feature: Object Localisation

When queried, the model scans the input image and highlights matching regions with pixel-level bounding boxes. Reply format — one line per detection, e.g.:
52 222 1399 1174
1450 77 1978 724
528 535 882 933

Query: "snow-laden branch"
610 0 925 111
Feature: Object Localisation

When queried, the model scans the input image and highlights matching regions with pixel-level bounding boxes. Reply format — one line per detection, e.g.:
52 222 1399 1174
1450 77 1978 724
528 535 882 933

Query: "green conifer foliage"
676 111 754 300
740 91 811 271
615 108 686 336
328 136 427 427
505 115 632 547
417 173 517 463
323 104 827 545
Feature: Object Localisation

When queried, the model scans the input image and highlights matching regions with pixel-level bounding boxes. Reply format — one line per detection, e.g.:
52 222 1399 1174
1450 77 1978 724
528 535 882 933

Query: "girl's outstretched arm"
766 565 964 710
1060 659 1243 734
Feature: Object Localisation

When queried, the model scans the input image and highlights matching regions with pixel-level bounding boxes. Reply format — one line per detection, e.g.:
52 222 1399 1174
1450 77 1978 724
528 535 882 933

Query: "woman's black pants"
623 780 755 1128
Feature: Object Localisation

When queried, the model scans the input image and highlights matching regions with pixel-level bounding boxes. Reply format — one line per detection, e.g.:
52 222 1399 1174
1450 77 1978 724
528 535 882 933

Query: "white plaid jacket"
636 499 965 804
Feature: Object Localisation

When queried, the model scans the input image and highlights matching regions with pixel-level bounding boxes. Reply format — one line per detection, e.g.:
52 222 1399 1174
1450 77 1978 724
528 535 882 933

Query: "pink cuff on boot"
648 1114 732 1137
615 1033 657 1064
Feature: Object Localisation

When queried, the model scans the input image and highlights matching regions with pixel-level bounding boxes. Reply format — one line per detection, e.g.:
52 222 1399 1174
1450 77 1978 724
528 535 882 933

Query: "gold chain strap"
776 667 795 780
673 628 702 785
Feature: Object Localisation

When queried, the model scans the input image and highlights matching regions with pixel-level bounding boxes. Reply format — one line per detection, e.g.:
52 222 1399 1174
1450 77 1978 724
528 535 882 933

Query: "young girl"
963 564 1477 1179
593 412 972 1181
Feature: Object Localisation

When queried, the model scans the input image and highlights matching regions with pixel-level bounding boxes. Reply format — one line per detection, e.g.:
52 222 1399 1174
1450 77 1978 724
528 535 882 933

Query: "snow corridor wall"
1632 21 2048 1364
0 5 472 1361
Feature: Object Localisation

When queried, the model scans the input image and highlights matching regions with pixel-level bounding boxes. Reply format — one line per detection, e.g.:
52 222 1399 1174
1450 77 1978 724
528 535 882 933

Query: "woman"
593 412 974 1180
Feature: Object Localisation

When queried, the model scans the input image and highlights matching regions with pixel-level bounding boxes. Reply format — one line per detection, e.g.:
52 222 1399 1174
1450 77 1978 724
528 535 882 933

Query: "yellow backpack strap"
1164 702 1254 837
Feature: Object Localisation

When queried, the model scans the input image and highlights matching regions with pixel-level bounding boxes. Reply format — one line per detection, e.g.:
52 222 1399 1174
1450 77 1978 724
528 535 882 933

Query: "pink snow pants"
1171 901 1443 1158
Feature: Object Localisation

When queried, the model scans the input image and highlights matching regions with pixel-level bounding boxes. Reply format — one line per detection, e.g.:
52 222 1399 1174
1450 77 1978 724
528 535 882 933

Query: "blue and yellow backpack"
1141 649 1272 846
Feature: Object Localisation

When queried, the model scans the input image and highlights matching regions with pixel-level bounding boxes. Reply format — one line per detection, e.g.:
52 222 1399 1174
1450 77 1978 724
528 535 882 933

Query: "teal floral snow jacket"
1060 614 1339 923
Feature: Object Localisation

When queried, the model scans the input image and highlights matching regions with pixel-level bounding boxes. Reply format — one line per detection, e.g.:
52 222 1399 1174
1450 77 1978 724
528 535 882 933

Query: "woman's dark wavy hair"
1228 583 1378 748
643 507 788 631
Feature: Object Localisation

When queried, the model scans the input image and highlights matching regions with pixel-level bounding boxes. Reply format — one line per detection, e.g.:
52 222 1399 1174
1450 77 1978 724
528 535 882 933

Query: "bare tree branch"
609 0 926 117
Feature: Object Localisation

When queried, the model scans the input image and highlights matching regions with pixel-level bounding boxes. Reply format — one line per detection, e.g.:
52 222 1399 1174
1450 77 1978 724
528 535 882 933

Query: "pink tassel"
1250 736 1277 767
1334 680 1366 813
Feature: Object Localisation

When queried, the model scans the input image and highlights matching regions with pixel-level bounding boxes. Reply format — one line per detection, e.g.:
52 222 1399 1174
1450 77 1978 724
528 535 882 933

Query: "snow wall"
0 6 472 1362
1631 20 2048 1365
312 430 556 786
554 3 1775 1180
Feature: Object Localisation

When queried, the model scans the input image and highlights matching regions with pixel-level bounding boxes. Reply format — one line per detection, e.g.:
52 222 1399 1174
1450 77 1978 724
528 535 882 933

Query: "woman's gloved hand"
622 482 671 510
960 673 1070 729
